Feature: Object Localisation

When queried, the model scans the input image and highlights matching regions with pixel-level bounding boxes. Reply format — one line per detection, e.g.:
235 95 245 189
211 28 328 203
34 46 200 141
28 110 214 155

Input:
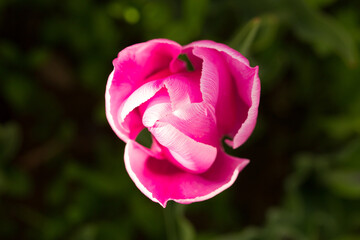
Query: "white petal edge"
124 140 250 208
225 66 260 149
105 70 130 142
124 141 164 206
170 158 249 205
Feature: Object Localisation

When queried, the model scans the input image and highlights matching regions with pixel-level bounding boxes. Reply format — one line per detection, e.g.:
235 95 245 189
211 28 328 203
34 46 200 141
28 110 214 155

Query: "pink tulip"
105 39 260 207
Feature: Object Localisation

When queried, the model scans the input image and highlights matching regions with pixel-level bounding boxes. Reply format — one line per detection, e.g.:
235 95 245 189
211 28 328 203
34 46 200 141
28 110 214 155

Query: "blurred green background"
1 0 360 239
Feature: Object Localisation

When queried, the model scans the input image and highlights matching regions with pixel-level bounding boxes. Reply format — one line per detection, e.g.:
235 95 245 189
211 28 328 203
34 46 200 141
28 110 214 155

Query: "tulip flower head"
105 39 260 207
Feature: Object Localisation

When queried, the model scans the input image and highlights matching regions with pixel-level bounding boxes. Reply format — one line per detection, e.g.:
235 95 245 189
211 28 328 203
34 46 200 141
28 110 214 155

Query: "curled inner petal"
120 79 164 123
149 121 217 174
160 102 218 146
141 90 172 128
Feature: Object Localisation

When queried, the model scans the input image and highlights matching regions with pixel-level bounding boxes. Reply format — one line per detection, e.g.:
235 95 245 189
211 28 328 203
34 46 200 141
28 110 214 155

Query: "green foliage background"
1 0 360 239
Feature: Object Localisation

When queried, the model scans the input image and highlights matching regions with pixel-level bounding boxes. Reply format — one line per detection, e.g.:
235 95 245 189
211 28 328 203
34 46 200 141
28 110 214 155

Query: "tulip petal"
161 102 218 146
113 39 182 86
106 39 182 142
148 122 217 174
141 91 172 128
163 71 202 110
120 79 164 123
105 70 131 142
184 40 260 148
224 64 260 148
124 140 249 207
185 40 250 66
190 47 241 136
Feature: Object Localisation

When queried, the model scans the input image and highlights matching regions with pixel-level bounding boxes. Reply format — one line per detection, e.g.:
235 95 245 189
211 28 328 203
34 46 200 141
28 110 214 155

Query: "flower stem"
164 201 179 240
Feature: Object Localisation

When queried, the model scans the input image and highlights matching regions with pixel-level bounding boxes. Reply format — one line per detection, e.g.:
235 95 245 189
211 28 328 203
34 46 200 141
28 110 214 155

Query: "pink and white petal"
124 140 249 207
149 122 217 174
190 47 220 107
113 39 182 87
140 71 201 127
184 40 250 66
150 137 166 159
184 40 260 148
141 92 172 128
105 70 131 142
169 57 188 73
117 108 144 140
174 150 249 205
124 140 177 207
124 140 165 206
164 71 202 110
225 65 260 149
160 102 218 146
120 79 164 122
106 39 181 142
117 80 169 141
180 48 203 71
189 47 242 136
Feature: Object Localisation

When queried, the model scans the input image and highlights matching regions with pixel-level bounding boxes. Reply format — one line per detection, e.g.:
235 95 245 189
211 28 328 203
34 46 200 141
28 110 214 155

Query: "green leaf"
253 14 279 52
282 0 358 67
322 115 360 140
229 17 261 57
324 170 360 199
